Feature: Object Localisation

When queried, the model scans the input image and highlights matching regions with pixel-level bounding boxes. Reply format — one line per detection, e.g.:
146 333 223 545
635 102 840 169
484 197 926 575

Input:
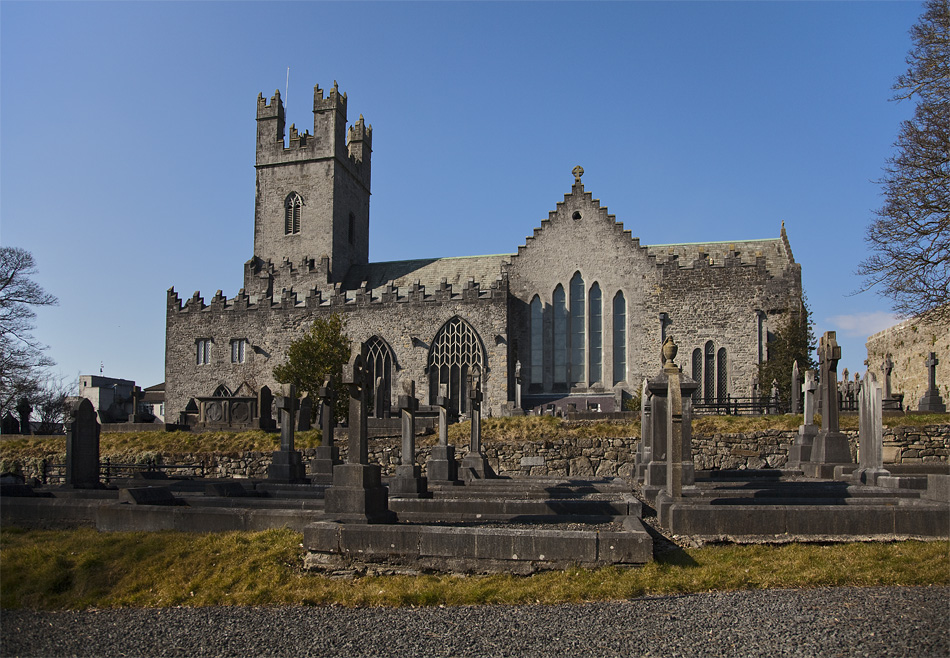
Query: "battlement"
313 81 347 116
168 271 507 316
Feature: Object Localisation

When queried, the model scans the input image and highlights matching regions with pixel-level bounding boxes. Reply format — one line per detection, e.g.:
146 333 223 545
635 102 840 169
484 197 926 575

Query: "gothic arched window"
530 295 543 389
612 291 626 385
284 192 302 235
212 384 232 398
553 284 567 387
427 317 485 415
569 272 585 387
363 336 395 418
717 347 728 402
588 283 602 384
704 341 715 403
691 348 703 403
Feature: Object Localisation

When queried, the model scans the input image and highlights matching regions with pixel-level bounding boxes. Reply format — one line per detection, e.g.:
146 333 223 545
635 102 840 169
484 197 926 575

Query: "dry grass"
1 527 947 610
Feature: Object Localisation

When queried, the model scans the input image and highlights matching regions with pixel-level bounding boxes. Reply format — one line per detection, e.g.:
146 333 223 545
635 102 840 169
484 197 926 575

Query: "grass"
1 527 947 610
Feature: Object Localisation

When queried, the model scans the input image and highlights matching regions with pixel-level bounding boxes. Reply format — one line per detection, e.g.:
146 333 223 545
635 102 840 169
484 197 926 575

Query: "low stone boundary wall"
3 426 947 482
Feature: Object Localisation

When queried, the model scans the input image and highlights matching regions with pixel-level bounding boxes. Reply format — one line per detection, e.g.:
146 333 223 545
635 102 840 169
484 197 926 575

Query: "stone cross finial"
572 165 584 184
818 331 842 434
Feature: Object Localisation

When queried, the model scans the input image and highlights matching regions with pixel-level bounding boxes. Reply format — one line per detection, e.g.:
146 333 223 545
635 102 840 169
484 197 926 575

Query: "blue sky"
1 0 923 389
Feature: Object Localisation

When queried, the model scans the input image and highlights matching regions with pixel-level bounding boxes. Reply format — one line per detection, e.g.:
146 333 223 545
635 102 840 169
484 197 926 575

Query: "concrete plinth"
389 465 429 498
324 463 396 524
426 445 459 483
310 445 341 478
267 450 307 483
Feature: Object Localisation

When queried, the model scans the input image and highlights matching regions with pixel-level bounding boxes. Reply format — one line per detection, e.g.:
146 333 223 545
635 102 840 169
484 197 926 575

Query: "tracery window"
553 284 567 387
284 192 302 235
427 317 485 416
212 384 232 397
612 292 626 385
363 336 394 418
588 283 602 384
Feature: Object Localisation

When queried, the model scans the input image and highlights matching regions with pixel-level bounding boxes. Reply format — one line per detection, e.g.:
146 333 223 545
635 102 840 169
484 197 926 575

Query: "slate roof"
341 254 511 293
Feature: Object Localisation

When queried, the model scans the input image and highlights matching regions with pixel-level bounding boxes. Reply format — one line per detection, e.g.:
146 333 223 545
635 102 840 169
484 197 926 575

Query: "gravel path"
2 586 947 658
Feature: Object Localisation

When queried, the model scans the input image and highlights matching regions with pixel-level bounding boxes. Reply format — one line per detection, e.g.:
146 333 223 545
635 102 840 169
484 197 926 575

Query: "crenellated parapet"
167 271 508 318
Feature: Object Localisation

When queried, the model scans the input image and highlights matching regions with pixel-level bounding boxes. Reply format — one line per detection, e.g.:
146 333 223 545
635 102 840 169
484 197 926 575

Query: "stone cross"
790 360 801 415
818 331 842 434
318 376 335 448
514 360 522 411
343 354 370 464
918 351 947 412
129 386 143 423
926 352 939 393
636 378 653 485
802 369 817 425
276 387 296 452
16 397 32 436
468 365 483 454
882 354 893 400
399 381 419 467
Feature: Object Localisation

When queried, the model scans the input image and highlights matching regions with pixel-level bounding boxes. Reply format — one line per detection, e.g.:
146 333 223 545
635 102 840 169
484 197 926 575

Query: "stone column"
918 352 947 412
310 377 341 477
853 371 890 485
65 398 100 489
804 331 853 478
390 381 429 497
514 361 523 412
324 354 396 523
460 364 491 480
427 383 459 483
267 385 307 483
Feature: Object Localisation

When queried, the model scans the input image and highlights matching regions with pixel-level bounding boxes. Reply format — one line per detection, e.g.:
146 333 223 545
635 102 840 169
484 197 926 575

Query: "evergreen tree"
273 314 351 423
757 297 817 412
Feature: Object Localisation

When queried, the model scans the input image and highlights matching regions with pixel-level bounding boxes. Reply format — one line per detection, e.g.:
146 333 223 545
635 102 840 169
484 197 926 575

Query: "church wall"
866 314 950 408
165 287 509 423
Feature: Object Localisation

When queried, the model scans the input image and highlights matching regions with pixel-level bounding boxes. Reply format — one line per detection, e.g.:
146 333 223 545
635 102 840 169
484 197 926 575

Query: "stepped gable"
341 254 510 295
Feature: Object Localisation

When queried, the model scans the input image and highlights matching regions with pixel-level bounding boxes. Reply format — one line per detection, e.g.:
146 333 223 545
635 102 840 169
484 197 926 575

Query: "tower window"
284 193 302 235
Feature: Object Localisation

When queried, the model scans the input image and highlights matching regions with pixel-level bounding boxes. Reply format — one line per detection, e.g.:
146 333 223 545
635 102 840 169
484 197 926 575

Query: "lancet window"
553 285 567 387
569 272 585 386
284 192 302 235
612 292 626 385
530 296 543 389
588 283 602 384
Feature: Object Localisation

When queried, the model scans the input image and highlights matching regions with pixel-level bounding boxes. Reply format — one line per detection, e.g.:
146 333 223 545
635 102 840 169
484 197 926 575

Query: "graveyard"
1 334 948 576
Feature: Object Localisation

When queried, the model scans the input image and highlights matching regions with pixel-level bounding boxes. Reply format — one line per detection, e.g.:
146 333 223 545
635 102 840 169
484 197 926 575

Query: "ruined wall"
866 314 950 409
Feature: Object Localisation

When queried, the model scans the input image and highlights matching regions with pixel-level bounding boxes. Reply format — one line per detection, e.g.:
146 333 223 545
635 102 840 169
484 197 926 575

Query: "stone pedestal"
324 463 395 524
460 451 492 480
268 450 307 483
390 464 429 497
310 445 341 478
427 444 459 483
786 424 817 469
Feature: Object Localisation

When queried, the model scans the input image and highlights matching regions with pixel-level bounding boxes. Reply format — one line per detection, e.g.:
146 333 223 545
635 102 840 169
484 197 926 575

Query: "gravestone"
427 383 459 483
1 412 19 435
790 360 801 415
65 398 100 488
267 386 307 483
324 353 395 523
852 371 890 485
16 397 32 436
634 379 652 484
881 354 904 411
643 337 697 500
460 364 491 480
310 376 341 477
296 393 313 432
389 381 429 497
770 379 780 414
787 369 818 469
804 331 853 477
128 386 144 423
258 385 276 431
373 376 386 419
918 352 947 412
513 360 523 414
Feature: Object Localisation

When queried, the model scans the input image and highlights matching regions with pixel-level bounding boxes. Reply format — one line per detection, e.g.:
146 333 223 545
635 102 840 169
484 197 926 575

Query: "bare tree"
0 247 58 416
858 0 950 320
32 374 75 435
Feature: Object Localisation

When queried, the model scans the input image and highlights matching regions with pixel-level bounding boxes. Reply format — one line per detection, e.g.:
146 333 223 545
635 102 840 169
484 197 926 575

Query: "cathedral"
165 82 803 425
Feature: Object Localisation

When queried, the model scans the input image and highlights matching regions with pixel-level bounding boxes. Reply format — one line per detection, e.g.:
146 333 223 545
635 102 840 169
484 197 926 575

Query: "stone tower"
247 82 372 296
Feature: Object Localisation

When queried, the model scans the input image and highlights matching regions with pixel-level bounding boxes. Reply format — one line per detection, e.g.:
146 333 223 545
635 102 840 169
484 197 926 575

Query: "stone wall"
866 313 950 409
7 426 947 483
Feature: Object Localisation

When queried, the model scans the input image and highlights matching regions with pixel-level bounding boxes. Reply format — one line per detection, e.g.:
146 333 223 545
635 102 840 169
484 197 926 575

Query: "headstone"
770 379 780 414
310 376 342 477
296 392 313 432
128 386 144 423
790 360 801 415
258 385 275 431
65 398 100 488
373 376 385 419
787 369 818 469
389 381 428 497
1 412 19 435
267 386 307 483
16 397 32 436
634 379 652 485
918 352 947 412
460 364 491 480
852 371 890 485
324 353 395 523
881 354 904 411
804 331 853 477
427 383 459 483
514 360 523 412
